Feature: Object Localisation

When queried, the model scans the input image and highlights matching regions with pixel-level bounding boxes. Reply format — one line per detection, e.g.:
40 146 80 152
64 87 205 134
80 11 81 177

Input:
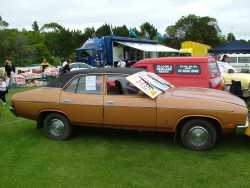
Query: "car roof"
48 68 143 88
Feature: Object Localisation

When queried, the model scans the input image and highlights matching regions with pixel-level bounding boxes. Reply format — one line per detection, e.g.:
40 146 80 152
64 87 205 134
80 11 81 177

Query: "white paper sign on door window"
86 76 96 91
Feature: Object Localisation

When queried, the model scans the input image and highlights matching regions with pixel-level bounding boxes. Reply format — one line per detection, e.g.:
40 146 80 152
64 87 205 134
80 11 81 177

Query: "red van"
133 57 224 90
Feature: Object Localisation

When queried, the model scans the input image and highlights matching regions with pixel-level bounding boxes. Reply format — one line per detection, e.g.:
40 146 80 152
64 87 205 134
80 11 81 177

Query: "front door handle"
63 99 72 103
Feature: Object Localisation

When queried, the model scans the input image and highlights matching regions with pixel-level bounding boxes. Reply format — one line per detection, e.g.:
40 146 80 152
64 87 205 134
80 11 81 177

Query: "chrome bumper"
9 106 17 116
236 117 249 135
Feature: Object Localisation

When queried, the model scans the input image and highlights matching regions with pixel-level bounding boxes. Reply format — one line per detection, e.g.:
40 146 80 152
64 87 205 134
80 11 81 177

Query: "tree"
140 22 157 40
165 14 222 47
0 16 9 29
83 27 95 39
32 21 39 32
40 22 65 32
227 32 236 42
95 24 111 37
113 25 129 37
129 27 140 38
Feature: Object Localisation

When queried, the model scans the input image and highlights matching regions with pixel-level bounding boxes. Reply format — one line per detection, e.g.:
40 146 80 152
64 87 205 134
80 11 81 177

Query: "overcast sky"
1 0 249 39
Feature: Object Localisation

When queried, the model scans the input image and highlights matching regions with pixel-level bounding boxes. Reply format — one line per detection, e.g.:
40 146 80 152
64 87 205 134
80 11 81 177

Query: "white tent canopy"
116 41 179 53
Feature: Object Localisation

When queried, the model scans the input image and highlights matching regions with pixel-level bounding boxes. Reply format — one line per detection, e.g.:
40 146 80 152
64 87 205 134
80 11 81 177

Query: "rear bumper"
9 106 17 116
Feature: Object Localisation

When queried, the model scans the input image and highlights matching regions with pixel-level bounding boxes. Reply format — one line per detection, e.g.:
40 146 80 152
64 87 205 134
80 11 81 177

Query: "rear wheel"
180 119 217 150
43 113 72 140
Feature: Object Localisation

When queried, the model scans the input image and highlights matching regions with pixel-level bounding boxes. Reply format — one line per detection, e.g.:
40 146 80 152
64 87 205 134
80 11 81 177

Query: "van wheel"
180 119 217 151
43 113 72 140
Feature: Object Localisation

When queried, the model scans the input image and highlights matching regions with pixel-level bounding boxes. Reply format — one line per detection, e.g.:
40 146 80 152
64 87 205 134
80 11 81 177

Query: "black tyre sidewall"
180 119 217 151
43 113 72 140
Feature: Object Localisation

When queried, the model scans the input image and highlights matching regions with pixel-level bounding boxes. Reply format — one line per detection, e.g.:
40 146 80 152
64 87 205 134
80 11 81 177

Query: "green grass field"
1 88 250 188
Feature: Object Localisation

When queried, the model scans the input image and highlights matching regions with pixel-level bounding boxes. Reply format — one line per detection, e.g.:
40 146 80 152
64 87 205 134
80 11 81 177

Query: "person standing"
0 77 7 105
61 59 71 75
41 58 49 72
4 59 15 88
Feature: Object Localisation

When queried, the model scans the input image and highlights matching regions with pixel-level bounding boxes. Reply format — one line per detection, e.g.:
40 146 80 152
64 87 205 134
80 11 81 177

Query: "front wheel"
180 119 217 151
43 113 72 140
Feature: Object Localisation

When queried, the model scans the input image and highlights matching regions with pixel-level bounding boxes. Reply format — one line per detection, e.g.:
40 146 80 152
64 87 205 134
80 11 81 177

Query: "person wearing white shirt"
0 77 7 105
117 59 126 68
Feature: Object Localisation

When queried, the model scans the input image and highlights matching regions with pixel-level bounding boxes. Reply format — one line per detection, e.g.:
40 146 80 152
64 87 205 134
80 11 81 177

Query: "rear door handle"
63 99 72 103
106 101 114 105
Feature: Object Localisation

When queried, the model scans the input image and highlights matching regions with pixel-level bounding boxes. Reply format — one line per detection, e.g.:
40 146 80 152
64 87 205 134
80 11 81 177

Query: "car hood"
223 73 250 89
169 87 246 107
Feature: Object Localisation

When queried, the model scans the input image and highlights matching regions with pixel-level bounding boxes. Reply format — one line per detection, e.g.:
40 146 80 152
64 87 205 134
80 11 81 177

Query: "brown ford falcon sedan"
10 68 249 150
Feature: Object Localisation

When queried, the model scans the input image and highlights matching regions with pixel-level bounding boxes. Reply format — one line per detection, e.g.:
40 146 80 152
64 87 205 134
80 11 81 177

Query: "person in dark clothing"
61 60 71 75
4 59 12 78
4 59 15 89
0 77 7 105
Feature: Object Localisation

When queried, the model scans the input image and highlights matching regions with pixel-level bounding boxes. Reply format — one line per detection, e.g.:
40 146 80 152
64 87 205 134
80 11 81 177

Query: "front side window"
225 57 237 63
64 78 79 93
106 75 139 95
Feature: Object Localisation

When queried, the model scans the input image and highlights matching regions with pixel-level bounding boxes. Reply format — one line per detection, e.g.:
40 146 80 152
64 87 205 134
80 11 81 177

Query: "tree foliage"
113 25 129 37
227 32 236 42
0 16 9 29
95 24 111 37
32 21 39 32
140 22 157 40
165 14 223 47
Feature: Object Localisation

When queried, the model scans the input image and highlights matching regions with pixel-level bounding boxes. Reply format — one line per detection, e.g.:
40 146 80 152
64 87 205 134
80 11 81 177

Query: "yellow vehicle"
218 61 250 97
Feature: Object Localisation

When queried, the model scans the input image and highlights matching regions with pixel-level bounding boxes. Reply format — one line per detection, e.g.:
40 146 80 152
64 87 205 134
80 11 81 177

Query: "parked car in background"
10 68 249 151
218 61 250 97
223 54 250 72
69 62 94 71
133 57 224 90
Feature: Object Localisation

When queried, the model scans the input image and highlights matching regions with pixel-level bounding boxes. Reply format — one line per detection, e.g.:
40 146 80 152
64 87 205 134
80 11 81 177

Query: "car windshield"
70 63 92 69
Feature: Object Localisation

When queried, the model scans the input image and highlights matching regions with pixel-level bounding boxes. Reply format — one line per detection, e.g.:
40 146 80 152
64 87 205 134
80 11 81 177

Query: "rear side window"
77 75 102 94
238 57 250 63
176 65 201 74
64 75 102 94
154 64 174 74
209 62 220 77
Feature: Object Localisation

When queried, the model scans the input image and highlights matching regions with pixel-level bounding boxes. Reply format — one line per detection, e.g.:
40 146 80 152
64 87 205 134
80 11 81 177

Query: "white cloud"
0 0 249 39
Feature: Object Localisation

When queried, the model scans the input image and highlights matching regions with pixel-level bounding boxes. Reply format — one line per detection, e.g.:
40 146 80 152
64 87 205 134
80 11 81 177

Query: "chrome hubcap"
49 119 65 137
188 126 209 147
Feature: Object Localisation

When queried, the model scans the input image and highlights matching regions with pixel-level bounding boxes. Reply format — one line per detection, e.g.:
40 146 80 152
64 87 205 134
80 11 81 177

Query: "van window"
209 62 220 77
176 65 201 74
225 57 237 63
238 57 250 63
154 64 174 74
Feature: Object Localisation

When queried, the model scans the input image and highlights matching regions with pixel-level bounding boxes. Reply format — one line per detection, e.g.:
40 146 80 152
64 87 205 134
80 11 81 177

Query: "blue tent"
210 40 250 54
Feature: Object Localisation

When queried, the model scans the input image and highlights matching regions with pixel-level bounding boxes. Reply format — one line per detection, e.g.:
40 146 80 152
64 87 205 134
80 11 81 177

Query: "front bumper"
236 117 249 135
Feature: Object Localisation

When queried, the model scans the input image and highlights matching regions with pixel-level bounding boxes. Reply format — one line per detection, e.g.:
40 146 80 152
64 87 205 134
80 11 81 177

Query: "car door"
104 74 157 128
60 74 103 125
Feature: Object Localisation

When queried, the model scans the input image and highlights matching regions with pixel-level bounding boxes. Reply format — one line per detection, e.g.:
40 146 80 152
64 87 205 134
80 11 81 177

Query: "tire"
43 113 72 140
180 119 217 151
